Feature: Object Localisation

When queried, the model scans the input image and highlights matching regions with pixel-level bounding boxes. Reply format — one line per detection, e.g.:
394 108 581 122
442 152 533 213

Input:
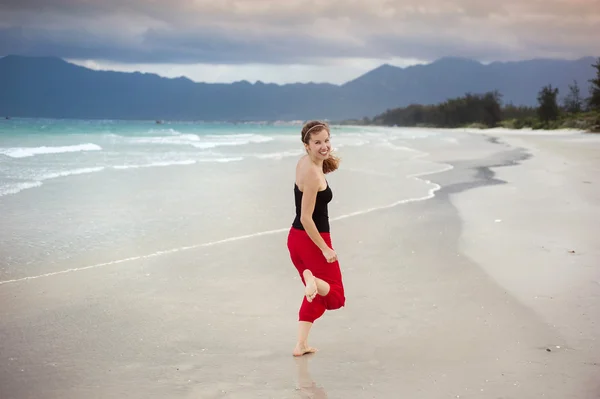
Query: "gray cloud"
1 0 599 64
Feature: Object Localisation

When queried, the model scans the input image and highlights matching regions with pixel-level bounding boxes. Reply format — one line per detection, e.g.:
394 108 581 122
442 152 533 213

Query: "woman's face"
305 129 331 160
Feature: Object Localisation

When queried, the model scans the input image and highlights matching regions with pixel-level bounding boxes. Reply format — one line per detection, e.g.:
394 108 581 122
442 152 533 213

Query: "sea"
0 118 454 283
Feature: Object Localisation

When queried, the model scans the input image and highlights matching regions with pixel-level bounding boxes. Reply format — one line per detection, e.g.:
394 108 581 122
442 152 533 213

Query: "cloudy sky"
1 0 599 84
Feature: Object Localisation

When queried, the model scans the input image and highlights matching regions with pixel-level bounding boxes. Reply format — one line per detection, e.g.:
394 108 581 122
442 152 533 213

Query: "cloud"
1 0 599 65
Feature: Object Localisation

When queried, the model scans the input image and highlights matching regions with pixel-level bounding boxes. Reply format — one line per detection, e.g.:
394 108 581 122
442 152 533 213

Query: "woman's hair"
300 120 340 174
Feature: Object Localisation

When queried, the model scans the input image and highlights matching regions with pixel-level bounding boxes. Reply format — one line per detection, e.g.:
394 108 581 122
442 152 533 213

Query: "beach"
1 121 599 398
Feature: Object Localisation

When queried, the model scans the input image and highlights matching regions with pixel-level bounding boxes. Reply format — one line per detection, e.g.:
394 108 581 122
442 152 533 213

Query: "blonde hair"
300 120 340 174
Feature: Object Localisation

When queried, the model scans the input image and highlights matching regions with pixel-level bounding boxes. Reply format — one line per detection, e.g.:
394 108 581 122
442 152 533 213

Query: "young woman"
287 120 346 357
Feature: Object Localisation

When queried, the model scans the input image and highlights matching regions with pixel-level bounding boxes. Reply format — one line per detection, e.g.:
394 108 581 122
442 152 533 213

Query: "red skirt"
287 227 345 322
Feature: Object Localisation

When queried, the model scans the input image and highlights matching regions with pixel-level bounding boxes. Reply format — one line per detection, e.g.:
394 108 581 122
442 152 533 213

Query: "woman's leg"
288 227 340 356
294 321 317 356
303 269 330 302
294 273 335 356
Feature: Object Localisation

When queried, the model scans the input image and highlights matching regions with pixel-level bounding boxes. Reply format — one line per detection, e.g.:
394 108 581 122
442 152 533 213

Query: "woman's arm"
299 171 337 262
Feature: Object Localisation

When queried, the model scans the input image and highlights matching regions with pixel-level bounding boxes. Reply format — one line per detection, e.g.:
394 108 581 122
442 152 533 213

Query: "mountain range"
0 55 597 121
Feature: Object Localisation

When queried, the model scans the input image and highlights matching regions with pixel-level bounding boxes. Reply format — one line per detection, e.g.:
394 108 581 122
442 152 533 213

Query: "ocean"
0 118 452 283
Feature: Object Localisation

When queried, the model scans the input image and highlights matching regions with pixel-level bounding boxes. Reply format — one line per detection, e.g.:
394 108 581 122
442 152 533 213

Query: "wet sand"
1 129 599 398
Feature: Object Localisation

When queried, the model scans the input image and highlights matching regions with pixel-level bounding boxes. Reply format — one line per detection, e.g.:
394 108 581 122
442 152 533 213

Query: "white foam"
0 181 43 197
191 134 273 149
0 156 246 198
254 150 304 160
208 157 244 163
113 157 244 168
125 133 274 149
113 160 197 169
39 167 105 180
190 143 222 149
147 128 182 136
0 168 105 197
205 133 264 138
0 155 453 286
129 134 201 145
0 144 102 158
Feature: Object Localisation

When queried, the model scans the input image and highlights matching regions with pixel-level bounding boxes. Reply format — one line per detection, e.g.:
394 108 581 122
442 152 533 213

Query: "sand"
1 129 599 398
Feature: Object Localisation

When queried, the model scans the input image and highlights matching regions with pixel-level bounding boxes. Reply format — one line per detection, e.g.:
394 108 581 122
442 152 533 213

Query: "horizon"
2 53 598 86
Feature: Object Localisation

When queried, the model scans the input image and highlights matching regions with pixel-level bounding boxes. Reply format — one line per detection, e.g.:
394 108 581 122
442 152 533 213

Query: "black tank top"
292 182 333 233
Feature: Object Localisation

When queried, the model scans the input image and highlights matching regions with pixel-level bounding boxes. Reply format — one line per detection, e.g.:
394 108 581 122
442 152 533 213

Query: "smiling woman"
286 120 346 357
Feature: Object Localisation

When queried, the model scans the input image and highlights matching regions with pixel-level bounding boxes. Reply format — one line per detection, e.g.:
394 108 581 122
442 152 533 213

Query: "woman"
287 120 346 357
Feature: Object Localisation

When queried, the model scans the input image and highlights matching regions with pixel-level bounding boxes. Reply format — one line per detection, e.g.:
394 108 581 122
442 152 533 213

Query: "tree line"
355 58 600 132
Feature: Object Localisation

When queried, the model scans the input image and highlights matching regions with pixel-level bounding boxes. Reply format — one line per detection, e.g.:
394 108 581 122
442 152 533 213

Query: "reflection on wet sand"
294 356 328 398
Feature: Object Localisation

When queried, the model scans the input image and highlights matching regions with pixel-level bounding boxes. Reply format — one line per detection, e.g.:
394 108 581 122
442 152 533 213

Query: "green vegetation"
588 58 600 112
563 80 583 114
345 57 600 133
369 91 503 129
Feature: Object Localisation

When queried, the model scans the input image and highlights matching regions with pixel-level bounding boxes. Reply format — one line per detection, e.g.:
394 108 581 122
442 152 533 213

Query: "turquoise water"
0 119 306 196
0 118 448 281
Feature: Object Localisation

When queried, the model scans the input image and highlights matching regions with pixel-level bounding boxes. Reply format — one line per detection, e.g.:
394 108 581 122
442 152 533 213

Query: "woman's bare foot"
293 343 317 357
303 270 318 302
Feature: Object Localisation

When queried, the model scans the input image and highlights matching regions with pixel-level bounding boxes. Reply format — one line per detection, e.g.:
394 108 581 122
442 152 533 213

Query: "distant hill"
0 55 597 121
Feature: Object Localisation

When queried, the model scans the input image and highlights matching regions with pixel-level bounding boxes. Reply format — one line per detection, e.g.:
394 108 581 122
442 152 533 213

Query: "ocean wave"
0 143 102 158
208 157 244 163
0 167 105 197
191 134 274 149
38 167 106 180
117 132 274 149
0 181 43 197
254 150 304 160
113 157 243 169
113 160 197 169
128 134 201 145
0 156 245 197
147 128 182 136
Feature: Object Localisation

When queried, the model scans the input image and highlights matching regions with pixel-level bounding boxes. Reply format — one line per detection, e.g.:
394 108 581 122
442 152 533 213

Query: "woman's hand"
321 247 338 263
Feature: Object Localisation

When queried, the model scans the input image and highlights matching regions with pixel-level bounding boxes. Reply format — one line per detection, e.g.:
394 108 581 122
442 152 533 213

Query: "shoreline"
0 156 454 286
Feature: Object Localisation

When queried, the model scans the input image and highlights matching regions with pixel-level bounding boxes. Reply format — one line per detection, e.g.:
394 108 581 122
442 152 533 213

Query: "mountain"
0 55 597 121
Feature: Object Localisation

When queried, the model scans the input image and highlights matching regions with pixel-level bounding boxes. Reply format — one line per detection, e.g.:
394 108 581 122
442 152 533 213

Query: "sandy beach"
1 127 599 398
